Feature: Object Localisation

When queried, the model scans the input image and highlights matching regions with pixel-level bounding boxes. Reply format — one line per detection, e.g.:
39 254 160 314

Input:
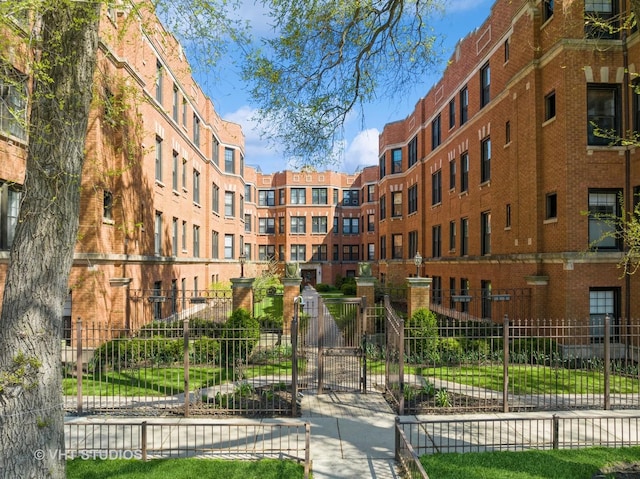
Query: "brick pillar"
231 278 254 314
282 277 302 333
407 277 432 319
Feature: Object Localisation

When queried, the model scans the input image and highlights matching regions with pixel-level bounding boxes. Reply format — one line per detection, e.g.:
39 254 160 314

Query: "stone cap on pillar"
231 277 255 288
407 277 432 288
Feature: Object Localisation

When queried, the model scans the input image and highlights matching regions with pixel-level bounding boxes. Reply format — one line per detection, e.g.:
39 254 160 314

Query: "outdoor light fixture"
239 253 246 278
414 252 422 278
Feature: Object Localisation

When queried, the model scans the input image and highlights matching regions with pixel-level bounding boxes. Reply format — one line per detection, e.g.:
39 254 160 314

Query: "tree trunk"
0 2 100 478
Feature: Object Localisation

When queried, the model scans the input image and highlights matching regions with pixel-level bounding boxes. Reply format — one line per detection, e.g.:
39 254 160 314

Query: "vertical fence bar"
552 415 559 449
141 421 148 461
76 317 83 414
604 314 611 410
183 319 190 417
503 315 509 413
291 311 299 417
304 422 311 479
318 297 324 394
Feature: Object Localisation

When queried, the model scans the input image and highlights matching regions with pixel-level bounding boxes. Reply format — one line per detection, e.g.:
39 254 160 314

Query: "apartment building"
377 0 640 325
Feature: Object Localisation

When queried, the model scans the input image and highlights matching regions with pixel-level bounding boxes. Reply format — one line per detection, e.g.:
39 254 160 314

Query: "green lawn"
64 363 294 397
420 446 640 479
368 361 640 395
67 458 305 479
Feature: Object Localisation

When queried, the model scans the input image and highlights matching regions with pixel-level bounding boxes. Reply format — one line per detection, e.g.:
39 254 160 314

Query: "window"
259 218 275 234
459 278 470 313
587 84 620 146
182 220 187 251
585 0 617 39
172 218 178 256
461 218 469 256
392 234 403 259
343 190 359 206
460 86 469 125
379 153 386 179
432 170 442 205
367 213 375 231
506 204 512 228
312 188 328 204
212 183 219 214
546 193 557 219
461 152 469 192
279 216 285 234
392 148 402 174
155 60 163 104
481 211 491 255
155 136 163 182
212 231 219 259
342 217 359 234
192 225 200 257
182 98 188 126
432 225 441 258
481 280 492 319
258 190 275 206
481 138 491 183
224 191 234 217
480 63 490 108
291 216 306 234
545 91 556 121
224 234 234 259
368 243 375 261
342 245 359 261
380 194 387 220
408 184 418 214
212 136 219 166
0 67 27 140
333 244 339 261
193 114 200 147
182 159 187 190
449 160 456 190
225 148 235 174
280 188 286 205
244 243 251 261
589 288 620 343
431 114 441 150
291 188 306 204
504 38 510 62
392 191 403 217
543 0 554 21
589 189 622 250
193 170 200 204
154 211 162 255
367 185 375 203
449 221 456 251
408 135 418 168
103 190 113 221
380 236 387 260
449 98 456 129
312 244 327 261
291 244 306 261
172 85 179 122
172 151 179 190
408 230 418 259
312 216 328 233
244 213 251 232
333 216 339 234
152 281 163 320
244 184 252 203
333 189 339 205
505 121 511 144
259 245 275 261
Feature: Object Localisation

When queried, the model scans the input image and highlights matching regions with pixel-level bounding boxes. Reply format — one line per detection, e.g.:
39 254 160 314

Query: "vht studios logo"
34 449 142 460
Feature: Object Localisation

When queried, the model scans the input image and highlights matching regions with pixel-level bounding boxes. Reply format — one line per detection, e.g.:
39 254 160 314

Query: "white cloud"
339 128 379 174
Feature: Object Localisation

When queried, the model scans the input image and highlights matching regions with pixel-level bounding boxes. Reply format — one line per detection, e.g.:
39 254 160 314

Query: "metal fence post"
552 414 559 449
183 319 190 417
141 421 148 461
604 314 611 410
503 314 509 413
291 314 299 417
304 422 311 479
76 317 83 414
395 416 401 462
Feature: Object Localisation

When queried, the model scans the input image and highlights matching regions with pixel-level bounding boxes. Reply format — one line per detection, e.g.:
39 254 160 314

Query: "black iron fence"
65 420 310 477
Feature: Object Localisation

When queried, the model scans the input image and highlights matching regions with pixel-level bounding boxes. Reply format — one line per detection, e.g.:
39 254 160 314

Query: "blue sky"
200 0 494 174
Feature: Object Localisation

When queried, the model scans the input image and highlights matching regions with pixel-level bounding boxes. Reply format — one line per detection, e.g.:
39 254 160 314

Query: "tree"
243 0 445 166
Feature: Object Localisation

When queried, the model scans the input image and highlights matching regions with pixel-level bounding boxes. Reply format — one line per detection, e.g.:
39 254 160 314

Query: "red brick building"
377 0 640 327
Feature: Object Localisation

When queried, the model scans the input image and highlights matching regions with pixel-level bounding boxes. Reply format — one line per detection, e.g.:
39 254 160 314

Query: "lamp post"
239 253 246 278
414 252 422 278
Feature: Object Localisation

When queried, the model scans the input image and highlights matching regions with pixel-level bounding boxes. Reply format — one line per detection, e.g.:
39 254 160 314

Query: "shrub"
222 308 260 363
90 337 183 372
315 283 332 293
439 337 463 364
190 338 220 365
340 282 357 296
405 308 439 362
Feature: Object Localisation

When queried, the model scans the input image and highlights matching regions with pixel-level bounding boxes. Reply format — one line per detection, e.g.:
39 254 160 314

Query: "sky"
199 0 495 175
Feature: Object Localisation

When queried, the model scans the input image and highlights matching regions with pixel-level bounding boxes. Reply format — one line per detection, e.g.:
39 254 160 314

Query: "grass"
64 363 295 397
367 361 639 395
420 446 640 479
67 458 305 479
